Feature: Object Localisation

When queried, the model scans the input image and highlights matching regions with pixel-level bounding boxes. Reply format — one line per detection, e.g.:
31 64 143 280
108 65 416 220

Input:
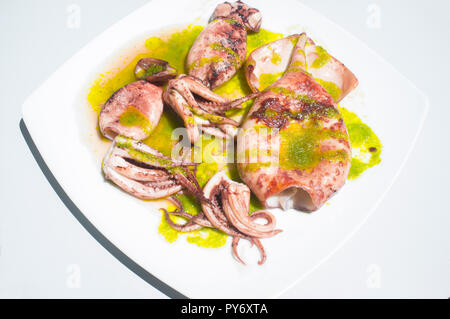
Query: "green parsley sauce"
87 24 381 248
119 105 152 135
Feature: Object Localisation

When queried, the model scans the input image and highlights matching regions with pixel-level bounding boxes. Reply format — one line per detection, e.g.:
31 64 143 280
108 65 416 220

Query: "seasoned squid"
164 171 282 265
134 58 177 84
103 135 203 200
163 75 258 143
245 33 358 102
99 80 163 141
238 33 353 212
187 1 262 89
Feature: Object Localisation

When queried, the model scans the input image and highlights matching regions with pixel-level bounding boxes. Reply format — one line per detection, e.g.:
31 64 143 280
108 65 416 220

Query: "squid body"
238 33 356 212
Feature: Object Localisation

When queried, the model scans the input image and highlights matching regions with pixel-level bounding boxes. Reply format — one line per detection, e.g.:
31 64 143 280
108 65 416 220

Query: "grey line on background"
19 119 187 299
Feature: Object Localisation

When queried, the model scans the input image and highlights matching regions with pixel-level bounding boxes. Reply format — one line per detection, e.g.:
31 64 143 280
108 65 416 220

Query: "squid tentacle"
103 136 202 200
162 208 203 232
164 75 258 143
231 237 267 265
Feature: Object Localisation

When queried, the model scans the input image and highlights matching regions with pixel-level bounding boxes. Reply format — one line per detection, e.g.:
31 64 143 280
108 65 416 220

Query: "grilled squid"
238 33 353 212
187 1 262 89
103 135 203 200
245 33 358 102
134 58 177 84
161 197 213 233
163 75 258 143
164 171 282 265
99 80 163 140
202 171 280 239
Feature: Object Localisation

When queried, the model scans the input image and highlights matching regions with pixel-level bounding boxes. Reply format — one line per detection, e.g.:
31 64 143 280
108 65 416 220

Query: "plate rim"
19 119 187 299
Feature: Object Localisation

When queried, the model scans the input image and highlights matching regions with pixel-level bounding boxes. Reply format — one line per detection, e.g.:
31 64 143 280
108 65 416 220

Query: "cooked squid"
99 80 163 140
187 0 262 89
238 33 353 212
134 58 177 84
245 33 358 102
103 135 203 200
164 170 282 265
163 75 258 143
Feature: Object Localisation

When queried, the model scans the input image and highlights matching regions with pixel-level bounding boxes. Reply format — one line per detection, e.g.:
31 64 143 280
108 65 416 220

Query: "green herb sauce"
145 64 164 76
338 107 382 179
311 46 331 68
210 42 242 68
315 78 341 102
258 72 283 91
279 121 349 171
87 24 382 247
119 105 152 134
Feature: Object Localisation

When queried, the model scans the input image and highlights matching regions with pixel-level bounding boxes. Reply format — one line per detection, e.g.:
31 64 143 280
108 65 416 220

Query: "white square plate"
22 0 428 298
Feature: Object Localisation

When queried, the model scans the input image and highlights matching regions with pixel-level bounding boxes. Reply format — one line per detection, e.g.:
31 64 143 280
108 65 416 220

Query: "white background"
0 0 449 298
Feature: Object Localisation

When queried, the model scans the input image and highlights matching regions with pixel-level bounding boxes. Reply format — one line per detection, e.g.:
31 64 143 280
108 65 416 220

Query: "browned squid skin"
210 1 262 31
238 35 352 212
187 1 262 89
163 75 257 143
99 80 163 141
